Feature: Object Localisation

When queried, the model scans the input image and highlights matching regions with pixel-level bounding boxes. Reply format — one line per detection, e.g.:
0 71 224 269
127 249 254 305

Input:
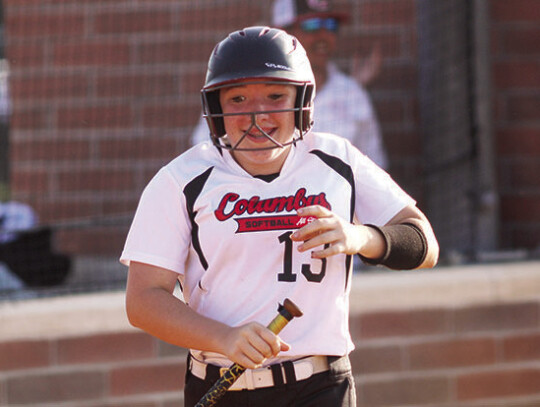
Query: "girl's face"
219 81 297 176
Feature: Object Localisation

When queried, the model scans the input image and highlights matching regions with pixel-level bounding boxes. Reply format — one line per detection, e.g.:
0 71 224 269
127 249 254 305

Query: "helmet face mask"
201 26 316 151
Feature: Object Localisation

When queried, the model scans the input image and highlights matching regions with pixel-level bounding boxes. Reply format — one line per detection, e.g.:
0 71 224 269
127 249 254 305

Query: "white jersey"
121 131 413 365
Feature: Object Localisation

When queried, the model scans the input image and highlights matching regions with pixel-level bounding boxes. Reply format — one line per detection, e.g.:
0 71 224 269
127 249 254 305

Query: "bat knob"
282 298 303 318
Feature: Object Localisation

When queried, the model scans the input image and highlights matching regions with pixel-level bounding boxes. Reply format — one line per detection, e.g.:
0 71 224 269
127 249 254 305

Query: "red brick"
157 340 189 358
337 32 405 60
11 139 92 161
93 10 173 34
33 199 98 224
371 63 418 91
0 340 50 370
142 103 201 128
163 399 185 407
498 27 540 55
360 0 415 25
102 198 139 219
85 402 158 407
11 74 89 101
500 224 540 250
6 13 85 38
11 108 49 130
455 302 539 333
110 360 185 396
385 129 422 156
503 333 540 361
496 127 540 156
177 4 262 31
493 61 540 88
504 160 540 188
358 309 449 339
55 227 127 255
5 0 116 4
491 0 540 22
53 42 131 66
375 99 407 124
408 338 497 370
10 169 49 194
98 137 180 161
457 368 540 400
500 196 540 222
58 332 155 364
350 345 402 374
506 95 540 122
5 42 46 68
56 168 137 192
137 38 216 64
6 370 105 404
387 159 423 182
457 399 540 407
181 71 207 95
57 105 133 129
96 74 178 98
360 376 450 406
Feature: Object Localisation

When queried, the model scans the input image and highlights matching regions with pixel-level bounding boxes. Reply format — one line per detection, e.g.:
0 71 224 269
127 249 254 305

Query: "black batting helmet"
201 26 315 150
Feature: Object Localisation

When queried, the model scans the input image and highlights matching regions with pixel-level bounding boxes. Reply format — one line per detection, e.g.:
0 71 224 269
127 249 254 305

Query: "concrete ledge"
0 291 134 341
349 260 540 312
0 260 538 341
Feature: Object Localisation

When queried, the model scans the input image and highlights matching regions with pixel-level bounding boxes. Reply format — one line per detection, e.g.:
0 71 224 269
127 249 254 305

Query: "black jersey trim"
254 172 280 183
183 167 214 270
310 149 355 289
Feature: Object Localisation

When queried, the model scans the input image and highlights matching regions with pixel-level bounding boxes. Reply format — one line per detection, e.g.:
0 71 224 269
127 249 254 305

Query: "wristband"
359 223 428 270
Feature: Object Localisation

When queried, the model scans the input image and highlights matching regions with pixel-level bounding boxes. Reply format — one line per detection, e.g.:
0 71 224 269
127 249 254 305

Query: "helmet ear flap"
295 84 315 133
202 90 226 138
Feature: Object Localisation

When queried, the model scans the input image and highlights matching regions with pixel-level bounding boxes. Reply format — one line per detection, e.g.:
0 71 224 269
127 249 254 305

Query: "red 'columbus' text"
214 188 331 221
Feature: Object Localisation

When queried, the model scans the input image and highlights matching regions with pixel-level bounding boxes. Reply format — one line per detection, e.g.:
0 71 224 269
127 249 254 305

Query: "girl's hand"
221 322 290 369
290 205 384 259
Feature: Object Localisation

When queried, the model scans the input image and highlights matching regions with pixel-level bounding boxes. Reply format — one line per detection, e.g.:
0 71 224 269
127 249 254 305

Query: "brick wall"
489 0 540 250
1 261 539 406
3 1 539 266
3 0 424 258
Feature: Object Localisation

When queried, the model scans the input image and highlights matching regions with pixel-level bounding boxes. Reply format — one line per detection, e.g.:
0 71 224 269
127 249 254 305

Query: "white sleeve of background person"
190 115 210 146
314 63 388 168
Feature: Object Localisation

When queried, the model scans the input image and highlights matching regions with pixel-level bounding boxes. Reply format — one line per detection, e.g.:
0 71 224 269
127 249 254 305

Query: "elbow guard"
359 223 428 270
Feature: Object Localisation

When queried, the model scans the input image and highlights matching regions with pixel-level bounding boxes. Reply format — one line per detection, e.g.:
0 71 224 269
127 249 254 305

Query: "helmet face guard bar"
203 109 304 152
201 81 313 152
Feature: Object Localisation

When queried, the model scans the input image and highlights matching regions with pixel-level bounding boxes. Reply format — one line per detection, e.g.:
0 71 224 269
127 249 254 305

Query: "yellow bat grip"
267 313 289 334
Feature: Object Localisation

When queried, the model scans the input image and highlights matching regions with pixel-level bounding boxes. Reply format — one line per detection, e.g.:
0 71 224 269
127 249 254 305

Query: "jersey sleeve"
352 152 415 226
120 167 191 275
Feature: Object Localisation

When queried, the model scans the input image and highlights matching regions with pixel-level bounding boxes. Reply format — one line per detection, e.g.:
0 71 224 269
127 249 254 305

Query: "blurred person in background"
191 0 388 169
0 59 71 292
272 0 387 168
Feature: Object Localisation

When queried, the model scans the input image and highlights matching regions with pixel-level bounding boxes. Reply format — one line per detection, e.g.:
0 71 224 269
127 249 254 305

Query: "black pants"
184 355 356 407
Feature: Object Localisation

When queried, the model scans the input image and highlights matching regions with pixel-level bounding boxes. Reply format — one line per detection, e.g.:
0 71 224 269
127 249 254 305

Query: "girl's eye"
269 93 283 101
231 96 245 103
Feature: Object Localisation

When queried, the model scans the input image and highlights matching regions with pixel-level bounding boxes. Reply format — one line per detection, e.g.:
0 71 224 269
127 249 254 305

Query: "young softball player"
122 26 439 406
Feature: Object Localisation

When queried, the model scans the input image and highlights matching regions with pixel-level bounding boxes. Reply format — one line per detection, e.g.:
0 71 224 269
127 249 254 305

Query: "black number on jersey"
277 231 328 283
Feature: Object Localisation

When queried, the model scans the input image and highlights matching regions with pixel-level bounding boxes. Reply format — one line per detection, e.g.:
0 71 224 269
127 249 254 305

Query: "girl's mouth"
245 128 276 143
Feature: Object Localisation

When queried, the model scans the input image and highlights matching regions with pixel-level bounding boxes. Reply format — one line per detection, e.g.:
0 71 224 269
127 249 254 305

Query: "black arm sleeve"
358 223 428 270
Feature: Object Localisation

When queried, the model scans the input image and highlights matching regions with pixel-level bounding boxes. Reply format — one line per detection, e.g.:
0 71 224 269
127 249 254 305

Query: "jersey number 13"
277 231 328 283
